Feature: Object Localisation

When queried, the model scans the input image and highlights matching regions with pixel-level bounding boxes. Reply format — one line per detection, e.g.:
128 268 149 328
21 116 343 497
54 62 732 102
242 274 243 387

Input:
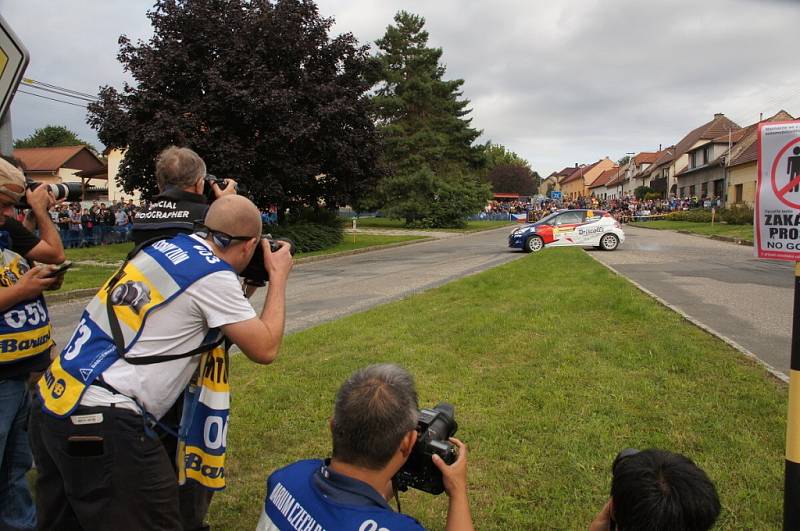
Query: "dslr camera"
203 173 239 202
17 180 83 207
241 235 296 286
393 402 459 495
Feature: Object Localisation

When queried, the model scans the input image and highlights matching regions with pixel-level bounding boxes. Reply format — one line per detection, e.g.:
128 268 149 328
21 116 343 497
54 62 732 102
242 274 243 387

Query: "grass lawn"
65 242 134 264
57 264 119 291
630 220 754 241
298 233 426 257
349 217 514 232
211 248 785 530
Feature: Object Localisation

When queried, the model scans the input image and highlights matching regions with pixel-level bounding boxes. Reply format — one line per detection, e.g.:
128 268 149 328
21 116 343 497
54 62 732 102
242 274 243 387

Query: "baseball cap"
0 158 26 202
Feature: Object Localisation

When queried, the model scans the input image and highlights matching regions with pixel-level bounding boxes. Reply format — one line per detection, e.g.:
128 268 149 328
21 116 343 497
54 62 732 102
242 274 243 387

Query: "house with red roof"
588 166 620 200
559 158 615 200
12 145 108 201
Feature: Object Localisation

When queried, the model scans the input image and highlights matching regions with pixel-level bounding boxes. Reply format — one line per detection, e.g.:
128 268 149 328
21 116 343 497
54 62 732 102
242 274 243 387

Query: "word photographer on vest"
0 157 66 531
132 146 238 531
30 194 294 531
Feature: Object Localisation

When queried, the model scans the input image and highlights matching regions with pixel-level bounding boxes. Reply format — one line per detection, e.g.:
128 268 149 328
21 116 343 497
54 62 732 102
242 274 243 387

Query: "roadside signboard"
550 191 562 200
756 121 800 261
0 14 30 121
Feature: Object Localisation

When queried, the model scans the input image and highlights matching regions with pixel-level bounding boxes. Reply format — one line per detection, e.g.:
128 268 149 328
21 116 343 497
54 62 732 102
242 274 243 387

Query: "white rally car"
508 209 625 252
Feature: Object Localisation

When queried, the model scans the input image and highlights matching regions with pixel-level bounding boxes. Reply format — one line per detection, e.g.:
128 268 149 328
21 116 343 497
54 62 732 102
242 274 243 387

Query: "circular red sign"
770 136 800 209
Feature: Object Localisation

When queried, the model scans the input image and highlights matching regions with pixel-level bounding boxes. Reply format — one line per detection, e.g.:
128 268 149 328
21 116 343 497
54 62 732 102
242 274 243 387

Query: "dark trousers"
28 401 182 531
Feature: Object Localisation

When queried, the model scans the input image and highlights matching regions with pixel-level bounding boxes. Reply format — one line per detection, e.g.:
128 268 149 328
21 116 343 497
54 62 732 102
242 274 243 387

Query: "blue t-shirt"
258 459 426 531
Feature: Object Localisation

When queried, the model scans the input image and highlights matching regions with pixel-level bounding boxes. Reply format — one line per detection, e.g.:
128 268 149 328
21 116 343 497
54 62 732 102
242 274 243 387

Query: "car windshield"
536 211 562 225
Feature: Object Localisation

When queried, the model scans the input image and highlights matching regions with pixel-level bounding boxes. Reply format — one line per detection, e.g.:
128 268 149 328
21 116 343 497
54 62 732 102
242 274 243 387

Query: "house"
725 110 795 206
643 146 676 197
588 166 619 201
671 113 741 198
625 152 660 192
538 172 561 196
104 148 141 203
559 158 615 199
13 145 108 201
603 166 630 200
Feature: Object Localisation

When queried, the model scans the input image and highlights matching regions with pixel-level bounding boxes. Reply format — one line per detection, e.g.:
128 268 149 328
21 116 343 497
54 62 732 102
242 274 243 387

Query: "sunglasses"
194 224 255 248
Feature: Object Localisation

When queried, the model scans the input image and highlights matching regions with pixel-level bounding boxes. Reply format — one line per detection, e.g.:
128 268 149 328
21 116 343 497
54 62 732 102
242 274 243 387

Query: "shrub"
268 221 343 253
721 204 754 225
666 209 713 222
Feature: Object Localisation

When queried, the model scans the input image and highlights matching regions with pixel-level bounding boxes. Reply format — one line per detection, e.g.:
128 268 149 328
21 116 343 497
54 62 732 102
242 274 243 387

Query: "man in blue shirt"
258 364 474 531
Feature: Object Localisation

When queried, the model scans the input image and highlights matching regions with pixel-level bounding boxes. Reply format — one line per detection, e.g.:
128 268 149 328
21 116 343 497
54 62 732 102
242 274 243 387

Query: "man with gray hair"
258 364 474 531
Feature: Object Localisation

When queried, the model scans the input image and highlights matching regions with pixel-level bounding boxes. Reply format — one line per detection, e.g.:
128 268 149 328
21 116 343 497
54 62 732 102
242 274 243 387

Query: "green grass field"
209 248 785 530
349 217 514 232
630 220 754 241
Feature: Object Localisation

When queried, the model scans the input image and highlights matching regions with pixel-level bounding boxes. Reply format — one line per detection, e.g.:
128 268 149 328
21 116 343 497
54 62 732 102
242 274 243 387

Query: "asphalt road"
47 226 524 347
590 225 795 377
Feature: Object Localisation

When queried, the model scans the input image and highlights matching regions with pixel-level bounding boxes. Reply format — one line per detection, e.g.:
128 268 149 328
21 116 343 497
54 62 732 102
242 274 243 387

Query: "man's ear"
399 430 418 458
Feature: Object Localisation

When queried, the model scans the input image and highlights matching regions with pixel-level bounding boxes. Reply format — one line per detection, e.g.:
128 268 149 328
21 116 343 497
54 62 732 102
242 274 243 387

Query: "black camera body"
203 174 239 202
241 235 297 286
17 180 83 207
393 403 458 495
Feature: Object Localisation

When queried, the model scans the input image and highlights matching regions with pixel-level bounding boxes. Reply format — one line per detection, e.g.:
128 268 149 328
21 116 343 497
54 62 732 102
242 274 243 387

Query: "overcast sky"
2 0 799 175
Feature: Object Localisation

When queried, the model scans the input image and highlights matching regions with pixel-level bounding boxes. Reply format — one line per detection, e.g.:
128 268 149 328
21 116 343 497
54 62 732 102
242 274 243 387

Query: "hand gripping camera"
393 403 459 495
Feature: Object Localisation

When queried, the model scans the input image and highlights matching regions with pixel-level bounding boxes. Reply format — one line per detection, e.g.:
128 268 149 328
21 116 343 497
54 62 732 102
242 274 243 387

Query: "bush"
634 186 655 200
721 204 754 225
666 209 713 222
268 220 343 253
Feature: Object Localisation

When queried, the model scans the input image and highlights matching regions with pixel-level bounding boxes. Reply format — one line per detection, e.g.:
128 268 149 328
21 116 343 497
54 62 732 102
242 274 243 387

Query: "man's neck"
328 458 393 500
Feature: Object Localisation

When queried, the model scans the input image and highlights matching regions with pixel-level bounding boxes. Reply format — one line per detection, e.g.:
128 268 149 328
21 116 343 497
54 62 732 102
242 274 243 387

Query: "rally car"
508 209 625 252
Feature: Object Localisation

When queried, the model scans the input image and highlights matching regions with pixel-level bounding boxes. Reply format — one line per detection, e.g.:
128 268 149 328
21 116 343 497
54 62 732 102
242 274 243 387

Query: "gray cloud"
4 0 799 175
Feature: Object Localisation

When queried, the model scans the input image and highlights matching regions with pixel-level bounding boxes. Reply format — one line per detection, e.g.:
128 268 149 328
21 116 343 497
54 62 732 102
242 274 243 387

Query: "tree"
486 164 539 195
369 11 490 226
617 155 631 166
634 185 655 200
483 143 530 171
88 0 382 215
14 125 96 152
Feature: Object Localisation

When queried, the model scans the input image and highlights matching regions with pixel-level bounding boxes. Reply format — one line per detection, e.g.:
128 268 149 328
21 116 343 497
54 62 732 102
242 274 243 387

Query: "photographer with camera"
132 145 236 245
30 194 293 531
0 156 66 530
258 364 474 531
588 449 720 531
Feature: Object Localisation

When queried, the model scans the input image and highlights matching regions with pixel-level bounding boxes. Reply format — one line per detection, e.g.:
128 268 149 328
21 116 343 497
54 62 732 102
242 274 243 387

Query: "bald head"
204 195 262 239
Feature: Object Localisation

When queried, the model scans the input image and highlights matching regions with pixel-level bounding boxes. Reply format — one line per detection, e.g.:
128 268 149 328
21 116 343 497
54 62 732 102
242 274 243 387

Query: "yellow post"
784 262 800 529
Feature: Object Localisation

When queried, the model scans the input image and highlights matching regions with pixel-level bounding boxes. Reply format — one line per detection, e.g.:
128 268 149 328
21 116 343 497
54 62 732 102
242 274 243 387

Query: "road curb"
585 251 788 384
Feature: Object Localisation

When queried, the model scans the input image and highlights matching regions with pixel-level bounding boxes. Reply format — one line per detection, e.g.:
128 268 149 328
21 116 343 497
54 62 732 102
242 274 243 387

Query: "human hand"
211 178 238 198
263 239 293 285
588 499 613 531
45 271 66 291
15 266 58 299
432 437 468 498
25 185 56 214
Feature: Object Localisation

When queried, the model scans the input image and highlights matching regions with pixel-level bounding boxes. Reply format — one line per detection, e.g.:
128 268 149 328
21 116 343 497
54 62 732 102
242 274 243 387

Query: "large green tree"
88 0 381 214
485 164 540 195
369 11 490 226
14 125 96 152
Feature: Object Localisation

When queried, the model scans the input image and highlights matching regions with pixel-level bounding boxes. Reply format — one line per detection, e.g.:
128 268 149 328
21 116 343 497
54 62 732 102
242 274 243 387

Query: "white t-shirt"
80 235 257 419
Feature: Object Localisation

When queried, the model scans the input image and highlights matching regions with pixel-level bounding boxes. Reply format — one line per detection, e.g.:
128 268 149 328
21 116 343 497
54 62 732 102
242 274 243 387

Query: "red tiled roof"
729 110 795 167
674 114 741 160
561 160 601 184
633 152 658 164
13 145 90 172
589 167 619 189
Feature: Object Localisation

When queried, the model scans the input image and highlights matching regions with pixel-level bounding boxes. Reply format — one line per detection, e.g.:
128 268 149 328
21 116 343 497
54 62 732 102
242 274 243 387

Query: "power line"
17 89 89 109
21 82 97 103
23 77 97 100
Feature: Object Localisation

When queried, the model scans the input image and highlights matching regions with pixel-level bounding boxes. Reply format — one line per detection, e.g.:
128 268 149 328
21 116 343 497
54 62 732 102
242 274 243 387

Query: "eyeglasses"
194 224 255 248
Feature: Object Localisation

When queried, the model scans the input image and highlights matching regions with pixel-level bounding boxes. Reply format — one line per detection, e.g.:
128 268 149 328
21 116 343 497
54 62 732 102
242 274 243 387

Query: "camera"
393 402 459 495
203 174 239 202
16 180 83 207
241 235 296 286
110 280 152 313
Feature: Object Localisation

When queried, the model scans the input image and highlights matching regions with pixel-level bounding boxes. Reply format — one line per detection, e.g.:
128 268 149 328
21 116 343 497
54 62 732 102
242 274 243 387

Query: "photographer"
0 157 65 531
30 195 293 530
131 145 237 531
258 364 474 531
588 449 720 531
132 145 236 245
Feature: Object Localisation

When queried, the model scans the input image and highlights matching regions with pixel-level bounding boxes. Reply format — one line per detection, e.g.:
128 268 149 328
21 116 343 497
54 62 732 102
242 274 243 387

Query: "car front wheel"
600 233 619 251
524 235 544 253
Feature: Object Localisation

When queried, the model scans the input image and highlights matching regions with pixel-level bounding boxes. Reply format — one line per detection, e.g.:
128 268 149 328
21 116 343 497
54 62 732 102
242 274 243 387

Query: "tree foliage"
14 125 95 152
88 0 382 213
483 143 529 171
634 185 655 200
368 11 490 226
485 164 539 195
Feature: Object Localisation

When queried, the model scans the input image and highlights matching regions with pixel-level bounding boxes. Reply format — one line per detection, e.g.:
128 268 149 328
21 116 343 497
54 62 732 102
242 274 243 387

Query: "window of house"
735 184 743 204
680 187 686 197
701 182 708 196
702 146 710 165
689 185 696 197
690 152 697 168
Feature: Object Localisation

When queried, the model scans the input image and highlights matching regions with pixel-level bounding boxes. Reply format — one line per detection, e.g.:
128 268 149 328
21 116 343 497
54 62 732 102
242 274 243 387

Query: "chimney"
714 113 724 119
658 143 662 151
575 163 578 168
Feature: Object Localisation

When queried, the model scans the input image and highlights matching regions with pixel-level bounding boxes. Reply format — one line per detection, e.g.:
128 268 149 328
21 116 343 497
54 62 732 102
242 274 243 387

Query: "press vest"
0 246 54 366
259 460 425 531
132 187 209 244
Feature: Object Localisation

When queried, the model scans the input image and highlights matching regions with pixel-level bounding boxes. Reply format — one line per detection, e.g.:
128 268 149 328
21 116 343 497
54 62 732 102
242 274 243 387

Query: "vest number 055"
4 300 47 329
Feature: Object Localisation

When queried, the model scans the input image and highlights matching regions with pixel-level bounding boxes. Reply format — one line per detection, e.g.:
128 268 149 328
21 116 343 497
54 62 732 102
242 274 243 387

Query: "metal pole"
0 110 13 156
785 261 800 530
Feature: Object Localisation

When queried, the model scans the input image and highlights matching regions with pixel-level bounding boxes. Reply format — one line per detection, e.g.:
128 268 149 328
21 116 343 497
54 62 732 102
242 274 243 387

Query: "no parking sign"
756 121 800 260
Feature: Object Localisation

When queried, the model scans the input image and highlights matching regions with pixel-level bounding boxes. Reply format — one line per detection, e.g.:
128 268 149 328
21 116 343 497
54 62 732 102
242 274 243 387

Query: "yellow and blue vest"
38 233 235 489
0 246 54 366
